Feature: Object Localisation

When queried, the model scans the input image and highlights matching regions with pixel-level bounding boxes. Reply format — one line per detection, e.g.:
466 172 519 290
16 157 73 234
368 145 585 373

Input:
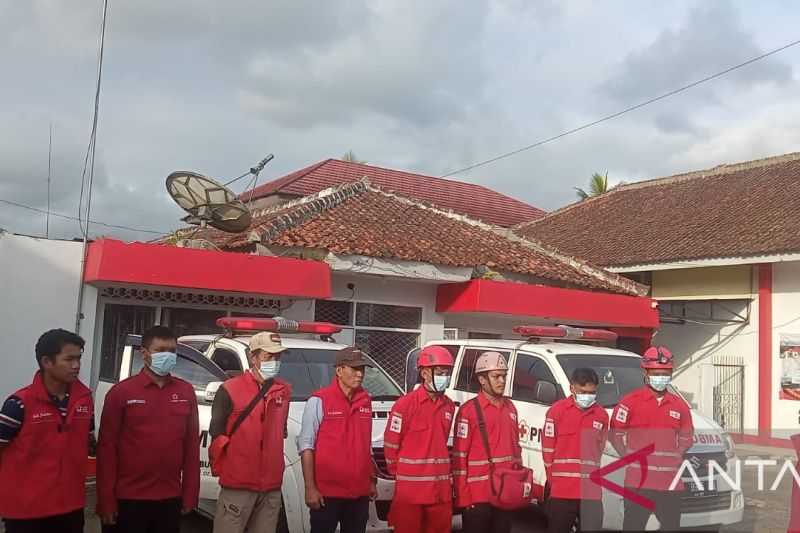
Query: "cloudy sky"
1 0 799 241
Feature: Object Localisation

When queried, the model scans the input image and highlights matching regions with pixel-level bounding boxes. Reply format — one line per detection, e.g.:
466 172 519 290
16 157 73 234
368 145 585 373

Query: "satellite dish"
166 171 252 233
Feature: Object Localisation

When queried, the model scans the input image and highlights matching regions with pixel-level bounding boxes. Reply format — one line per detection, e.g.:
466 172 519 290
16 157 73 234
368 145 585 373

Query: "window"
211 347 243 377
130 349 223 394
100 304 156 381
455 348 511 393
276 348 402 401
314 300 423 384
181 340 212 353
162 307 225 338
557 354 643 408
512 353 562 405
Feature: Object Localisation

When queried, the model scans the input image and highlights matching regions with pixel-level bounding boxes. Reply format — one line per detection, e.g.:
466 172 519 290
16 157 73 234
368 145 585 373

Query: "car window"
557 354 643 408
455 348 511 393
406 345 459 392
131 349 224 393
278 348 402 401
512 352 562 405
211 347 243 377
182 340 212 353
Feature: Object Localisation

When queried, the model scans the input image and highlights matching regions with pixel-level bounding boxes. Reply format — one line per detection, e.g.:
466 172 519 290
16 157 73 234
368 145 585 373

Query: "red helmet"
641 346 674 369
418 346 455 369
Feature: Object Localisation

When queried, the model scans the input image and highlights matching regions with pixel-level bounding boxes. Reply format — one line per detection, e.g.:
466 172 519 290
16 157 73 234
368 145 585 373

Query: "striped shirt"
0 393 96 453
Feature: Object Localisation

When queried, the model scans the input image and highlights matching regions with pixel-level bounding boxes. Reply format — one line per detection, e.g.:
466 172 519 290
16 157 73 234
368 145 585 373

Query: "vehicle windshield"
279 348 402 402
557 354 645 408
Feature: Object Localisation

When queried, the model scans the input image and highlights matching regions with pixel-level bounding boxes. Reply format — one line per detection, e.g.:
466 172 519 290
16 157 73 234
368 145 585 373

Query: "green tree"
342 150 366 164
575 171 609 200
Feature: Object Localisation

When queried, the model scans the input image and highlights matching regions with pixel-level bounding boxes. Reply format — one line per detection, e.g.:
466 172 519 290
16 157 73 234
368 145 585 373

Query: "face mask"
259 360 281 380
149 351 177 376
575 393 597 409
649 375 671 392
431 374 451 393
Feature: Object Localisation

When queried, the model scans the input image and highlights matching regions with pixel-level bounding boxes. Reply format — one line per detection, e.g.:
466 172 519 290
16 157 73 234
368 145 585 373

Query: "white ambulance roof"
179 334 348 351
424 338 641 359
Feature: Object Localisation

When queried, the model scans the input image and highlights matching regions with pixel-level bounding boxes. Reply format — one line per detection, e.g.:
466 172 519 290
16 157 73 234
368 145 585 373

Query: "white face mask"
648 375 671 392
149 351 177 376
574 393 597 409
431 374 451 393
259 360 281 380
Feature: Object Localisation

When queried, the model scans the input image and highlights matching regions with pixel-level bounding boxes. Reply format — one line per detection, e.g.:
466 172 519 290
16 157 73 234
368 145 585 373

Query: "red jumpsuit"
384 385 455 533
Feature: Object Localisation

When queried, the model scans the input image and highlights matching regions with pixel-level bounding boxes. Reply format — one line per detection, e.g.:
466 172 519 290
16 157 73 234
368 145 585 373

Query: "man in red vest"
209 331 291 533
298 347 376 533
97 326 200 533
610 346 693 532
453 351 522 533
543 368 608 532
384 345 456 533
0 329 93 533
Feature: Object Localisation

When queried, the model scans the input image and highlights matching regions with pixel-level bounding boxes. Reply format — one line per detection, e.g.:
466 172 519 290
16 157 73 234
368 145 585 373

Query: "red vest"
0 373 93 519
218 372 291 492
312 381 373 499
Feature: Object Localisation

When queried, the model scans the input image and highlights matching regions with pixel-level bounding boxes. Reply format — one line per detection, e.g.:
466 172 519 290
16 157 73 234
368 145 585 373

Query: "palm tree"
342 150 366 164
575 172 609 200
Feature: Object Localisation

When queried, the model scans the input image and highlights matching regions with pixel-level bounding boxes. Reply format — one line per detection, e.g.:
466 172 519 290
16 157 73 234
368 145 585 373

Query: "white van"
95 318 402 533
407 326 745 531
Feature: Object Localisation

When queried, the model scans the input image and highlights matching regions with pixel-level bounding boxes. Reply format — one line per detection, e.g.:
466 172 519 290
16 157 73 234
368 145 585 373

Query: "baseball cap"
249 332 287 354
335 347 374 368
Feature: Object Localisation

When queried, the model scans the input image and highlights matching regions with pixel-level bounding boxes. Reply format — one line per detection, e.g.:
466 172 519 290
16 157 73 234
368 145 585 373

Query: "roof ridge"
247 179 369 244
364 184 647 296
517 150 800 230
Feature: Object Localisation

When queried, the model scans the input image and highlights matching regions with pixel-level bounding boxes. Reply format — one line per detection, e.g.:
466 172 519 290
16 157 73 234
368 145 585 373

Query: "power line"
442 37 800 177
0 197 169 235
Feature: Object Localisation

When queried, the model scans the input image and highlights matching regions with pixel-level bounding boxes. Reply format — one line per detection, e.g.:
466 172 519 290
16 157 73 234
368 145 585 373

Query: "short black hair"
571 367 599 386
35 329 85 368
142 325 176 349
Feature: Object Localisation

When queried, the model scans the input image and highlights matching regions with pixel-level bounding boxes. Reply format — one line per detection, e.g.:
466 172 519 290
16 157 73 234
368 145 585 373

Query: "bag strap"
472 396 498 496
228 377 274 438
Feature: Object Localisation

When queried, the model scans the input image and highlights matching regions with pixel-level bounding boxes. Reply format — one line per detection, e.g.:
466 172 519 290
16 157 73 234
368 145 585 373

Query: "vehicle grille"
681 491 731 513
373 447 391 479
683 452 728 478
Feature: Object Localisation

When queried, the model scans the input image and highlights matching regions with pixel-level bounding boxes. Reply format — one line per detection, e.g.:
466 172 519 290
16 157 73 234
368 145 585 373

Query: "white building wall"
771 260 800 439
652 295 759 434
0 233 99 399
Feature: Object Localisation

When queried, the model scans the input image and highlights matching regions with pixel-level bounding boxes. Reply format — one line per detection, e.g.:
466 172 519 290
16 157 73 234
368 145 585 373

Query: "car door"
101 335 229 504
507 350 564 497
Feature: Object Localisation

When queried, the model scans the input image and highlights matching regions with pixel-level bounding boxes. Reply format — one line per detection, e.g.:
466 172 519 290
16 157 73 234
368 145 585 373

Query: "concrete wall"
0 233 99 399
772 260 800 439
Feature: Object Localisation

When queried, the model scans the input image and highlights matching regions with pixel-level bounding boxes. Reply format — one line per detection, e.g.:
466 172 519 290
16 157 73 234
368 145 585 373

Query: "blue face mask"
149 351 177 376
649 375 671 392
259 360 281 380
431 374 451 393
575 393 597 409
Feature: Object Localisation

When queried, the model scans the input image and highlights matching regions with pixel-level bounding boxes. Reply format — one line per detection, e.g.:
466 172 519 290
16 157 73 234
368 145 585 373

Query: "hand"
369 480 378 501
305 485 325 510
181 507 192 515
100 512 118 525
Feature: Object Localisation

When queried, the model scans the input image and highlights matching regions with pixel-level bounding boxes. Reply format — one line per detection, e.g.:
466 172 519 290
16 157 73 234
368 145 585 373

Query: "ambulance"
407 325 745 531
95 317 402 532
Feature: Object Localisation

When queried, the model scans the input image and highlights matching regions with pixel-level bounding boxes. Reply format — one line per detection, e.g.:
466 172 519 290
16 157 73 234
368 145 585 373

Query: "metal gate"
713 359 744 434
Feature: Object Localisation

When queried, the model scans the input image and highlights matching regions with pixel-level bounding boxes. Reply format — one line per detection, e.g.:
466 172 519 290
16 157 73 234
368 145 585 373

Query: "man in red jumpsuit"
610 346 693 532
384 345 456 533
453 351 522 533
543 367 608 532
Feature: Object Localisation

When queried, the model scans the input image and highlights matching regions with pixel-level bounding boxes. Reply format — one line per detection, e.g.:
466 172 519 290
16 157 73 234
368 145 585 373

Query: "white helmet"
475 351 508 374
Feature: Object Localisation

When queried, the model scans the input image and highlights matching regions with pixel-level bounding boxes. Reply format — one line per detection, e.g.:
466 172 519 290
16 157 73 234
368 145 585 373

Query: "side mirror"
534 381 558 405
205 381 223 403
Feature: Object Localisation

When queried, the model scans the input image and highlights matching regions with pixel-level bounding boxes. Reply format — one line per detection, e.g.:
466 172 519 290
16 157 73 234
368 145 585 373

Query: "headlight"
723 434 736 459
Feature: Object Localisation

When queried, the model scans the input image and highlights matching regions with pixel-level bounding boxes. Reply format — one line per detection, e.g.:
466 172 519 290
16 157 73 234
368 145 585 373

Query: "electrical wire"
441 37 800 177
0 197 168 235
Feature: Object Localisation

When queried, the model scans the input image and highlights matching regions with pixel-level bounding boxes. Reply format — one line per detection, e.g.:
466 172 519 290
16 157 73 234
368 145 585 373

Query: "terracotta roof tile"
191 181 645 296
241 159 545 227
516 152 800 267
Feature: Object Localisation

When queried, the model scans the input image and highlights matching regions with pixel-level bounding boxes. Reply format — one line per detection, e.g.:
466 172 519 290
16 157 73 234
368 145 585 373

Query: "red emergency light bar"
216 316 342 335
513 325 618 342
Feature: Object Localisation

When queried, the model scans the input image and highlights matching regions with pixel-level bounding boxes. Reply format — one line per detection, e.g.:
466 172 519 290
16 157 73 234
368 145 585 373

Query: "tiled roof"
516 152 800 267
191 180 646 296
241 159 546 227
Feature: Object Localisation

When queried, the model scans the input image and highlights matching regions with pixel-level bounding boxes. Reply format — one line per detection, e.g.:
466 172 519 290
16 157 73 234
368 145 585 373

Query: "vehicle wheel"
276 503 289 533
